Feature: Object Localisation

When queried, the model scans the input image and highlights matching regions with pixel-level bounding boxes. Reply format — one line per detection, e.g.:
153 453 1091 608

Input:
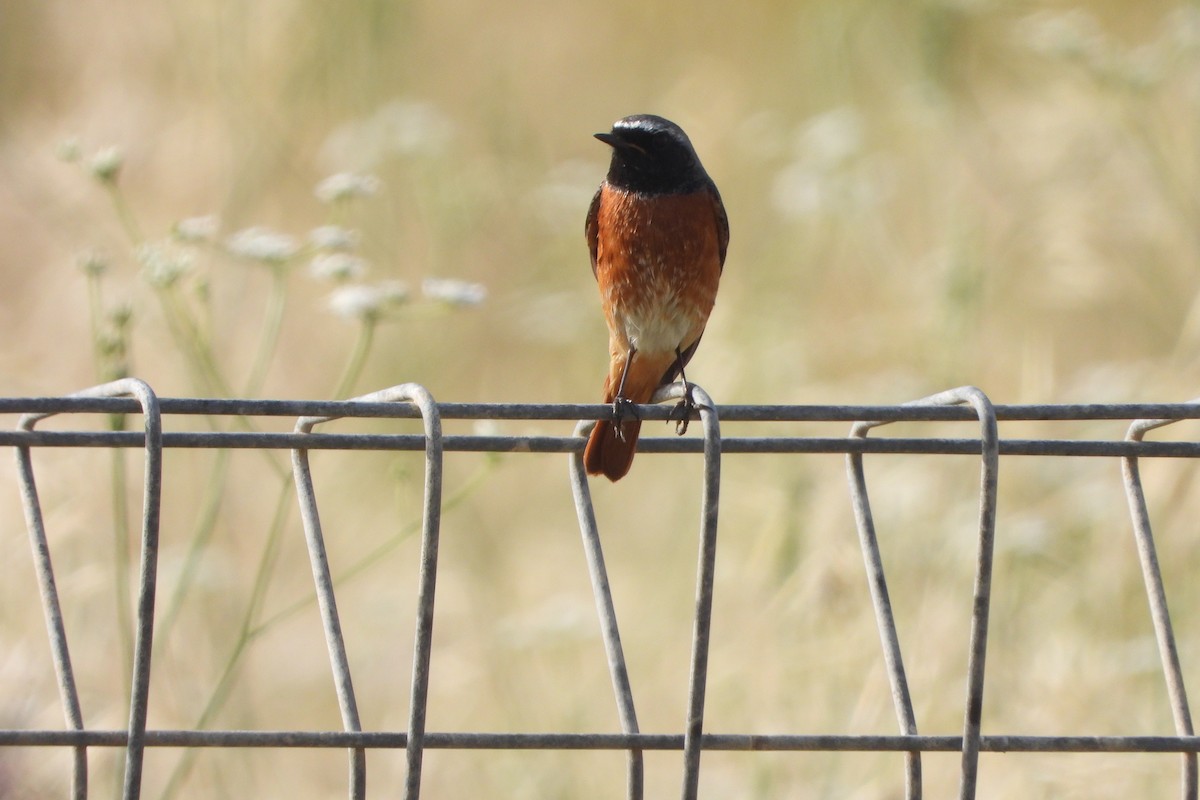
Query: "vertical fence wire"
292 383 444 800
291 423 368 797
1123 411 1198 800
668 384 722 800
394 385 443 800
847 424 922 799
15 422 89 800
120 380 164 800
847 387 999 800
15 379 164 800
570 420 644 800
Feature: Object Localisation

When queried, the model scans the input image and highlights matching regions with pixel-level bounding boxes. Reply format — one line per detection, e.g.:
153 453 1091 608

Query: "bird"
583 114 729 482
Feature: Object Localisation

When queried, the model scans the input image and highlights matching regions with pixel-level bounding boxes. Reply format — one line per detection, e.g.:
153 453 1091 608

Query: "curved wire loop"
1123 410 1198 800
293 383 443 800
652 382 722 800
18 379 163 800
849 386 998 800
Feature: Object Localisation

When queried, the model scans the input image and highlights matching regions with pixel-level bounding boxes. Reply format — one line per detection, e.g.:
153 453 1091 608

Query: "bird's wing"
709 180 730 272
585 186 602 280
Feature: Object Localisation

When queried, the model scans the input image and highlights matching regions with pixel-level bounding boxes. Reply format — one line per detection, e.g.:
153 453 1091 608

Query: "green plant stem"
151 286 286 473
85 272 106 378
155 448 232 643
331 318 376 399
157 475 294 800
105 184 144 244
82 270 137 707
156 265 293 647
252 457 496 634
155 287 233 398
241 264 289 398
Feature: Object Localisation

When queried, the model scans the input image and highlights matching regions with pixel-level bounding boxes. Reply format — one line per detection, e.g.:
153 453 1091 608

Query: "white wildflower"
137 241 195 288
328 280 409 321
329 285 383 320
225 226 300 264
309 252 369 282
422 277 487 307
88 145 125 183
172 215 220 243
314 172 382 204
308 224 361 252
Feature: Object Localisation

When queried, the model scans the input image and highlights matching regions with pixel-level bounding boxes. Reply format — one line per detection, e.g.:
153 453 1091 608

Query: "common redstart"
583 114 729 482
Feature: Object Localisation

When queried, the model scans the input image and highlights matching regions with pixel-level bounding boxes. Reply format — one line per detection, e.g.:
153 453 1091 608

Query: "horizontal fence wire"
4 381 1200 800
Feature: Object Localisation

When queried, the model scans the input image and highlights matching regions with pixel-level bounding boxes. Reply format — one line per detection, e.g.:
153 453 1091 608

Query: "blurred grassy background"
1 0 1200 797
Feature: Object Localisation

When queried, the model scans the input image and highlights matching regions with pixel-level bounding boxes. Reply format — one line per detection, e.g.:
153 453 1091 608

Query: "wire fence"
4 379 1200 799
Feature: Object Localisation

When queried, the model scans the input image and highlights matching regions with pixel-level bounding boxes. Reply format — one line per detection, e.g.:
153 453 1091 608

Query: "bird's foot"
669 382 696 436
611 396 639 442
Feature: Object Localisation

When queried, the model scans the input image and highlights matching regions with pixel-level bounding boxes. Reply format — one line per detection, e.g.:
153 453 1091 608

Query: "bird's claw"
669 383 696 436
611 396 639 442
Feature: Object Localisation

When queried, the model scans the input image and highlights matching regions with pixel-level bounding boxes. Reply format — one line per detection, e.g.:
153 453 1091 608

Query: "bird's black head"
595 114 711 195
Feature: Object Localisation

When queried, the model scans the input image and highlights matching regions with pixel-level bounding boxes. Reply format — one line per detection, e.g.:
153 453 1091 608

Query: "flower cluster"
62 128 488 398
136 241 196 288
328 280 410 322
422 277 487 307
314 172 382 204
172 215 220 243
225 226 301 264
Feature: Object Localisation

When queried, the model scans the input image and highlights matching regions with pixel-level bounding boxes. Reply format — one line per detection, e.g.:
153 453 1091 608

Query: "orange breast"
594 187 722 357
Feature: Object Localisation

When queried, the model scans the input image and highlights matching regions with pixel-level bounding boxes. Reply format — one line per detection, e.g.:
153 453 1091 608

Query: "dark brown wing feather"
709 180 730 271
585 186 603 279
658 340 702 386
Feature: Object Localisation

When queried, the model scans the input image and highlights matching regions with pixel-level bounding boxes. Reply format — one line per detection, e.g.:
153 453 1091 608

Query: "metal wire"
847 420 922 799
1124 407 1200 800
16 379 164 800
673 383 722 800
569 419 645 800
292 384 444 800
6 381 1200 799
15 411 89 800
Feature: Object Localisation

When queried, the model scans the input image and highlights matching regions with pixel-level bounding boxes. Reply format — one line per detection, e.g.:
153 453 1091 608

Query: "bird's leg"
669 346 696 436
611 347 638 442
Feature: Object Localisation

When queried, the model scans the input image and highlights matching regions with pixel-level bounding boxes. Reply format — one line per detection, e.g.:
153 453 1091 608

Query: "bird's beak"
595 131 646 155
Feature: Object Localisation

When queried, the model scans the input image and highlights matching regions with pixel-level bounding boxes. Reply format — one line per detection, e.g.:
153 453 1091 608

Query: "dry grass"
2 0 1200 796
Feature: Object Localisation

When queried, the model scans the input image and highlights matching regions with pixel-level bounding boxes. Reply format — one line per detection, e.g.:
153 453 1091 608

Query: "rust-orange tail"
583 417 643 482
584 353 671 481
